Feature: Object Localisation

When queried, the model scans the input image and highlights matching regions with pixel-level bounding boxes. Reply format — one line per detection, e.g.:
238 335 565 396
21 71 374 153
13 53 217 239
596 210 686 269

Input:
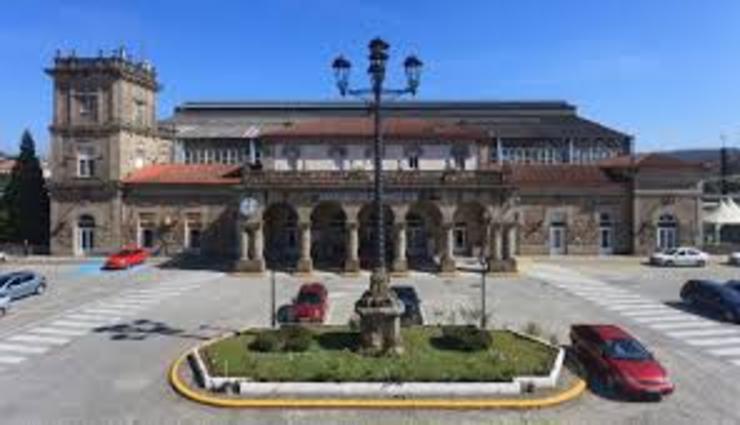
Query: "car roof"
574 324 633 341
299 282 326 292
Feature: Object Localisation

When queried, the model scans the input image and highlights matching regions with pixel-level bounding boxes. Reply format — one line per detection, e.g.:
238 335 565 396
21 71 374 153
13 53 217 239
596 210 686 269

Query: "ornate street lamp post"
332 38 422 353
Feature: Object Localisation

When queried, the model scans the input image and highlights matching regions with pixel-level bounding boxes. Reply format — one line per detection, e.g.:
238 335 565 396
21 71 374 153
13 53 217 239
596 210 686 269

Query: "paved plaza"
0 256 738 424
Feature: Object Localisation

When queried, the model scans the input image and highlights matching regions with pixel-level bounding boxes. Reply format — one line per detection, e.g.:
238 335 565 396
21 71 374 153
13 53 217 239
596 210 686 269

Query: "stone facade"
45 52 706 273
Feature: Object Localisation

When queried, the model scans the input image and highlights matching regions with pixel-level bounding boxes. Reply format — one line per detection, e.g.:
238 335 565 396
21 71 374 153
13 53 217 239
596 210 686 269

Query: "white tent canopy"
704 198 740 225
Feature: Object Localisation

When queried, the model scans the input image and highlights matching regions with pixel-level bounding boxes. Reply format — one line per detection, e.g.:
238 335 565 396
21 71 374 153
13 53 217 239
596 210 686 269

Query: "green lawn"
201 326 557 382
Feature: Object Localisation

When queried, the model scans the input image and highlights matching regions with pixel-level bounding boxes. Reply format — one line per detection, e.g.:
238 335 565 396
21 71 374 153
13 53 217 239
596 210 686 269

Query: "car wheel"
665 260 674 267
684 294 695 306
697 260 706 267
0 307 5 317
604 374 618 394
35 283 46 295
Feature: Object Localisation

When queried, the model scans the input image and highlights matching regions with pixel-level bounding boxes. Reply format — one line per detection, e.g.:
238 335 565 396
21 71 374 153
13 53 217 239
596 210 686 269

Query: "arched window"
77 215 95 254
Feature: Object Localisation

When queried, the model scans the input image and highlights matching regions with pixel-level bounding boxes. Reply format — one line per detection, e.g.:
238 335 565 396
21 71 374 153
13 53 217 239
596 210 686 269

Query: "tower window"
77 91 98 121
77 146 95 178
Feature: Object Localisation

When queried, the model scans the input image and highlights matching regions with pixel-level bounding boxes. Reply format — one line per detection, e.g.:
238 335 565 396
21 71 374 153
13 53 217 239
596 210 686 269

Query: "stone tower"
46 48 172 256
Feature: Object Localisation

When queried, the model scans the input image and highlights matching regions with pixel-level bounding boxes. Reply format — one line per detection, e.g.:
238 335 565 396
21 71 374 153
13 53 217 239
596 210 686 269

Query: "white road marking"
667 328 740 338
686 337 740 347
633 315 700 323
31 327 89 337
65 314 121 323
0 355 26 364
49 320 105 329
650 321 717 330
606 303 666 311
0 343 49 354
83 308 136 316
8 334 70 345
621 309 677 317
710 346 740 357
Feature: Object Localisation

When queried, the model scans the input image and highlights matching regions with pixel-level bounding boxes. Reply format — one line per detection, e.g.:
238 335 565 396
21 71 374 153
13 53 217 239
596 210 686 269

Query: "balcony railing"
241 169 507 189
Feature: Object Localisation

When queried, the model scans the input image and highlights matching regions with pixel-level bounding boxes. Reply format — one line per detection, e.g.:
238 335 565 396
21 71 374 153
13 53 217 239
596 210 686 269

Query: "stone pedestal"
355 270 404 354
489 257 518 273
234 258 266 273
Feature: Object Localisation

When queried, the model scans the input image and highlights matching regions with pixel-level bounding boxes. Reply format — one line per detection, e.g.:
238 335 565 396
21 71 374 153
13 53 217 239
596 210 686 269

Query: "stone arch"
358 203 395 269
311 201 347 270
405 201 443 268
452 202 487 257
263 202 298 269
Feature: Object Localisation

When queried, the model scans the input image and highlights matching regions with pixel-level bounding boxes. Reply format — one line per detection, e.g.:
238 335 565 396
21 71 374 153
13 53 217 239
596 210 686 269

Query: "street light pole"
480 255 489 329
332 38 423 352
270 268 276 328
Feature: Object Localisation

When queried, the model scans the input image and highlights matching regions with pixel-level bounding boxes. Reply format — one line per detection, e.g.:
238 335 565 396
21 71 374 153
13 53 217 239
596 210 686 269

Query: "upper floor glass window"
77 91 98 121
133 100 147 126
77 146 95 178
408 155 419 170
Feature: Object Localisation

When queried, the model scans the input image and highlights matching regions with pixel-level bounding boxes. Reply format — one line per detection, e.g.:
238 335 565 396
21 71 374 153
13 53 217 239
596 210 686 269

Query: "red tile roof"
598 153 705 170
261 117 486 140
123 164 241 185
509 164 621 187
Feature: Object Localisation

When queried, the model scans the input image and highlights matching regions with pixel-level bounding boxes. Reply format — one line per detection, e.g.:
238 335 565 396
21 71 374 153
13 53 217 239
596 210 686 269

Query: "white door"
549 226 567 255
599 227 613 255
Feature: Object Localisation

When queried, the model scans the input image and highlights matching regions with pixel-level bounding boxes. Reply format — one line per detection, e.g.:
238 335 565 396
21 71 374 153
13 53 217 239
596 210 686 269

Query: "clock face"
240 197 259 217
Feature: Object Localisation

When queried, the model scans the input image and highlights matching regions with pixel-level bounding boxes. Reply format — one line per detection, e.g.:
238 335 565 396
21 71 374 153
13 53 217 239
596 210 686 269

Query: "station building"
46 51 706 273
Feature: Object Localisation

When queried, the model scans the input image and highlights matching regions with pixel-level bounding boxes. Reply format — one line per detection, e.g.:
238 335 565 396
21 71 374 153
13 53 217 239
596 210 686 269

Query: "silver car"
0 272 47 300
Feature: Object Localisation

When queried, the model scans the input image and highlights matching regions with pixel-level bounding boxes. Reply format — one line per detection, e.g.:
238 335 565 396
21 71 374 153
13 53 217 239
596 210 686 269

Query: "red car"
104 247 149 270
292 283 328 323
570 324 674 399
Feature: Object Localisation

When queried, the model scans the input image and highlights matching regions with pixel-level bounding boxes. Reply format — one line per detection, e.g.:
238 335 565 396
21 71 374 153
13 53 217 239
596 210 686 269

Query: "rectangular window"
138 213 157 249
77 92 98 121
133 100 146 126
453 223 467 251
408 155 419 170
454 156 466 170
185 213 203 251
184 150 193 164
77 147 95 178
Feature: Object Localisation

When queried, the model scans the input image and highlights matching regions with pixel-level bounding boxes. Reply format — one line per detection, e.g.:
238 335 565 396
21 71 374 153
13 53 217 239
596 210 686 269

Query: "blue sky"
2 0 740 155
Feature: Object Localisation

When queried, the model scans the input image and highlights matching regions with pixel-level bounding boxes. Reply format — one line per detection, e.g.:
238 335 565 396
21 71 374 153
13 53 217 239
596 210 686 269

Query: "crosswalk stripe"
633 315 699 323
0 355 25 364
8 334 69 345
32 327 89 337
0 343 48 354
709 346 740 357
686 337 740 347
49 320 105 329
83 308 135 315
667 328 740 338
621 309 676 317
65 314 121 323
606 303 665 311
650 321 716 330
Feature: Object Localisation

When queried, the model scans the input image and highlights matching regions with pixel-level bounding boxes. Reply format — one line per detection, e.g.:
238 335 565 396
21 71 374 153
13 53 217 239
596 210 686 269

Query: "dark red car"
570 324 673 399
292 283 328 323
104 247 149 270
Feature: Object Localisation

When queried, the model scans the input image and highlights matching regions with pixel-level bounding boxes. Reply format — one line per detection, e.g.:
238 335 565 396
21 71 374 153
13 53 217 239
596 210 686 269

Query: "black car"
680 279 740 323
390 285 423 326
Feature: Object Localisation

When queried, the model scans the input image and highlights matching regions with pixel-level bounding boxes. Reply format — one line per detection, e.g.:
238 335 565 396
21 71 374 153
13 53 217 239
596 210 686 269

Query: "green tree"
1 130 50 249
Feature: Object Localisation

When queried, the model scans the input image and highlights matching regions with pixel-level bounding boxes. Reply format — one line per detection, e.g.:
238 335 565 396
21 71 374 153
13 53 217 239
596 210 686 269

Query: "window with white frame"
77 146 95 178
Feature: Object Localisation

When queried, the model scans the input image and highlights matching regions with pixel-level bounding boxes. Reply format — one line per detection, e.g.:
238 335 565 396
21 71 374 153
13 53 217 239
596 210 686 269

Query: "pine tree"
1 130 50 249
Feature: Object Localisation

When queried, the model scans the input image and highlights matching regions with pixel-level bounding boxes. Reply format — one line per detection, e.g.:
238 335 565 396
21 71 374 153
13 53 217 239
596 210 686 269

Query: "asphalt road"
0 256 737 424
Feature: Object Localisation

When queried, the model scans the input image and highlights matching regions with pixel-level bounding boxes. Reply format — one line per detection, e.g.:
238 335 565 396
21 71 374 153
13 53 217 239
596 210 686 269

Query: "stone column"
440 221 457 274
252 223 264 262
492 224 503 261
507 224 517 259
241 228 250 260
344 221 360 274
392 221 408 274
296 222 313 274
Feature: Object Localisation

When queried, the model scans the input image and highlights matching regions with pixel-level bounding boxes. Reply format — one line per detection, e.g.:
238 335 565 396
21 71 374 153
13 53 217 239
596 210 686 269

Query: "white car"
649 247 709 267
730 252 740 266
0 295 9 317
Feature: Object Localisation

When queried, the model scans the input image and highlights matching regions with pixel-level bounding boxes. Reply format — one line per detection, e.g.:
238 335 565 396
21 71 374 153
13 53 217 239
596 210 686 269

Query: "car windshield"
0 274 17 288
663 249 678 255
605 339 653 361
296 292 322 305
117 250 136 256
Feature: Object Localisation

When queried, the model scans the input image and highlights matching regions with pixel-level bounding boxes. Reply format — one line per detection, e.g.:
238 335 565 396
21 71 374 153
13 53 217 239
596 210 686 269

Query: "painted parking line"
0 343 49 354
666 328 740 338
31 327 89 337
8 334 70 345
709 346 740 357
686 337 740 347
0 355 26 364
606 303 667 311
